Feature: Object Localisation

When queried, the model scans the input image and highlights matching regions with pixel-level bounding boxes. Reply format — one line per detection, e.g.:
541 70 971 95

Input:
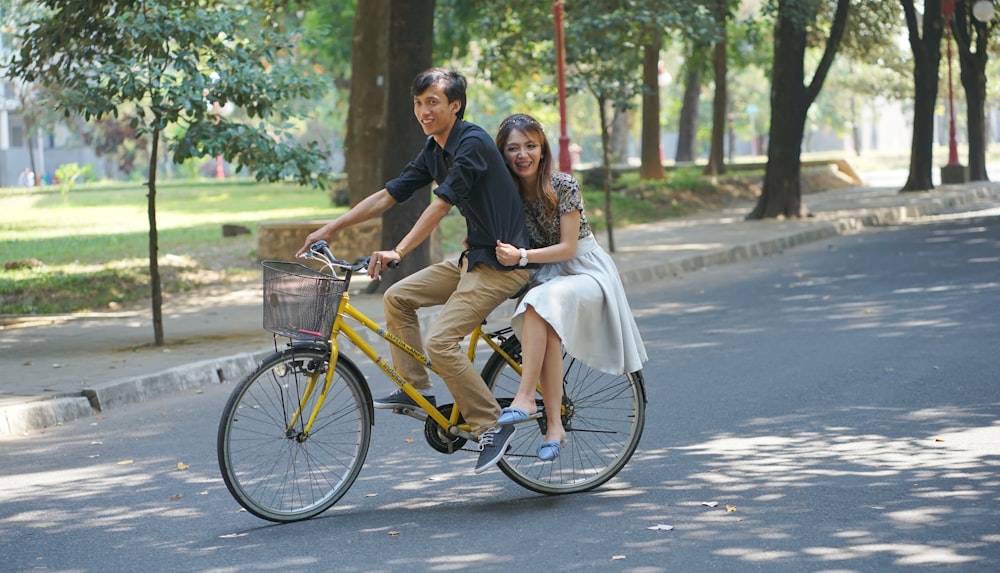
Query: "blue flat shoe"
537 439 564 461
497 407 532 425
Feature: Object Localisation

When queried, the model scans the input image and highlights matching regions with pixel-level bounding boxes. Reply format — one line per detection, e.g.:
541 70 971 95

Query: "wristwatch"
518 248 528 267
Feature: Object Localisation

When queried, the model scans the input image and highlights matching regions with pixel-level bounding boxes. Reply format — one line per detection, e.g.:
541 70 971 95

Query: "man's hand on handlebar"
367 249 400 280
296 230 331 258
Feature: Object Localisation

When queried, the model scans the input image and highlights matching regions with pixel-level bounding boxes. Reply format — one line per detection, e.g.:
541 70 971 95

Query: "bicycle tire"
481 335 646 495
217 346 372 522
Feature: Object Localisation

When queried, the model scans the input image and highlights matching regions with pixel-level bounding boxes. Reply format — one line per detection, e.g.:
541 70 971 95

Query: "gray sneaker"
372 388 435 410
474 425 517 474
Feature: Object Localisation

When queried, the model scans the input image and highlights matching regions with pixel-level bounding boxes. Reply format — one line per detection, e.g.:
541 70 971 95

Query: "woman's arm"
495 210 581 267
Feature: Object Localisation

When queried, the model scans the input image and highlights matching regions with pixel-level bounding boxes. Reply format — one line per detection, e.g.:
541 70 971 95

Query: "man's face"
413 82 460 141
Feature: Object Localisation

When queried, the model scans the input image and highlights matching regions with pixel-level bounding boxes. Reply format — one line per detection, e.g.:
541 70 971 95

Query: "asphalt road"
1 210 997 573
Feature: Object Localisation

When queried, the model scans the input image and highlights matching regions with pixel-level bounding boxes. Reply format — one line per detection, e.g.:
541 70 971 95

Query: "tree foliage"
6 0 332 343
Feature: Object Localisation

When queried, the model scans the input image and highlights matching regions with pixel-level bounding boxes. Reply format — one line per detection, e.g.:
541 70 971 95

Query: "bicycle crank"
423 403 468 453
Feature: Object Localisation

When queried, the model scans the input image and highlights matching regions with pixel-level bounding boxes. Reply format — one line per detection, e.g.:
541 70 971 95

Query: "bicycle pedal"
392 406 427 421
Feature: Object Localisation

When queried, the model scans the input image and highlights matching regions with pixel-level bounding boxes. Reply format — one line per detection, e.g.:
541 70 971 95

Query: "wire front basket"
262 261 346 340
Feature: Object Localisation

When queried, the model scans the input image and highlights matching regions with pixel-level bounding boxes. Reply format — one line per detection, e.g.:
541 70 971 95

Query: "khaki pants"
383 258 529 436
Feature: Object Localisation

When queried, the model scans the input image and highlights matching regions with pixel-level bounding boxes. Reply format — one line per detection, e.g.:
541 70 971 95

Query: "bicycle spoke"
218 348 371 522
482 336 645 495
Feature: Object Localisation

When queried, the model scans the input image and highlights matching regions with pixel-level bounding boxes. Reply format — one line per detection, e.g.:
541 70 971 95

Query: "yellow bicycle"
217 241 646 522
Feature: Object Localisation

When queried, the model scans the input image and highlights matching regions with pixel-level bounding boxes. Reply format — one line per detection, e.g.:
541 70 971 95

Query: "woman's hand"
495 240 521 267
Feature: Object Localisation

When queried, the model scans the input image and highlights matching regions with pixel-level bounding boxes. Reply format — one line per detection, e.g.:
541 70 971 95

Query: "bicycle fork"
281 342 343 441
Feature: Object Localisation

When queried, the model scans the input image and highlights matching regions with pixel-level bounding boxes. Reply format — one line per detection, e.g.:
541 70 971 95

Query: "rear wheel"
481 336 646 494
217 347 371 522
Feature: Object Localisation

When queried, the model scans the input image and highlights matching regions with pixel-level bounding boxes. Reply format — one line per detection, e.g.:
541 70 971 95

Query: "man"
297 68 531 473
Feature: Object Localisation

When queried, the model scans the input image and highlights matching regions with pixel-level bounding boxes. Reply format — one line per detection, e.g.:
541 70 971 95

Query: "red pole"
554 1 572 173
942 0 960 167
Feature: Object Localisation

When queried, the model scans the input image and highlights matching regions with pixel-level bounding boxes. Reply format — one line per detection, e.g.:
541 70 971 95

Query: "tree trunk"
850 96 862 156
25 123 37 185
345 0 390 207
640 34 665 180
598 97 615 253
675 66 700 164
704 29 727 177
954 3 990 182
148 125 164 345
748 0 849 219
376 0 435 291
609 107 629 165
900 0 943 192
346 0 434 292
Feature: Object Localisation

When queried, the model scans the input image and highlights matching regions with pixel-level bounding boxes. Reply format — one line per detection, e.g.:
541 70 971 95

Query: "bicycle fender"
288 342 376 426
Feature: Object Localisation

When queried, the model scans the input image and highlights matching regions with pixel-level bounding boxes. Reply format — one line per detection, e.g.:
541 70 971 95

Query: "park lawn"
1 179 346 314
1 171 725 315
1 179 343 265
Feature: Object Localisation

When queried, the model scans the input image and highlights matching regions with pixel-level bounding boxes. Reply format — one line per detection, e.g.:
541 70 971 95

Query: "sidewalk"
3 181 999 437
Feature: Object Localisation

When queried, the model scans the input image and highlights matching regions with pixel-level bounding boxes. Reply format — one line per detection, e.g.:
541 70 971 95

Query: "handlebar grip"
309 240 336 261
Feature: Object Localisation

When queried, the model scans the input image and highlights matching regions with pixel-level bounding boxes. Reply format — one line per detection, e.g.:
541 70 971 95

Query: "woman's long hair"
496 114 557 218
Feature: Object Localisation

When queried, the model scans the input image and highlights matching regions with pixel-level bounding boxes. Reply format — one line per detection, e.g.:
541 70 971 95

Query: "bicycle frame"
219 242 647 523
293 288 523 441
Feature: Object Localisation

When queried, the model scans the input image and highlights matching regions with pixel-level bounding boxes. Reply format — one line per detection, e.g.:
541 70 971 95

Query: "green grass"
1 178 345 313
1 173 727 315
2 179 343 265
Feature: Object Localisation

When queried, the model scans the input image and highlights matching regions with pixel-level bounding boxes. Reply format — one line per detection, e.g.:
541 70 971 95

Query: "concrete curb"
619 220 853 287
1 396 94 437
4 183 998 437
618 185 1000 289
1 351 268 437
81 351 268 412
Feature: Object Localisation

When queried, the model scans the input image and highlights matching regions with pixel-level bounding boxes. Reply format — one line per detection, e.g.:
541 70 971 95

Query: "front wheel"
481 336 646 495
217 346 372 522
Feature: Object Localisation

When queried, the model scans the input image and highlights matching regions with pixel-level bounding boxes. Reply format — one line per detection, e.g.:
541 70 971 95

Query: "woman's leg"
508 306 566 442
507 306 547 414
537 322 566 444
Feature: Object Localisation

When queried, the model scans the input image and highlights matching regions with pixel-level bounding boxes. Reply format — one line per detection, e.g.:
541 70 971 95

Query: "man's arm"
366 196 453 278
296 188 398 256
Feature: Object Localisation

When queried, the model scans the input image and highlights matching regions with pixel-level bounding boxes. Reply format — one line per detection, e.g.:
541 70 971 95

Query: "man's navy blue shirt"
385 119 530 271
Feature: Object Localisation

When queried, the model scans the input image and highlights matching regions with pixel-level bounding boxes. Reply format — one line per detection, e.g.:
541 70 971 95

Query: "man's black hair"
411 68 467 119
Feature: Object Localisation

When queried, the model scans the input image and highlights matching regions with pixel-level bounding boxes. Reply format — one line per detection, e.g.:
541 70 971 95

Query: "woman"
493 114 647 461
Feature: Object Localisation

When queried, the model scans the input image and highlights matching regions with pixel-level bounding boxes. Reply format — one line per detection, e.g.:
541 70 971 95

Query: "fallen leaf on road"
405 437 414 443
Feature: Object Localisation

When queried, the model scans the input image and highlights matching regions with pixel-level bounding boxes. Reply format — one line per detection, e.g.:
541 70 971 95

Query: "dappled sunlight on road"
640 402 1000 569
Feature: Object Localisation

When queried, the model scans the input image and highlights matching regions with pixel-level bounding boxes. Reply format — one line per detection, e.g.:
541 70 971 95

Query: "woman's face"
502 129 543 183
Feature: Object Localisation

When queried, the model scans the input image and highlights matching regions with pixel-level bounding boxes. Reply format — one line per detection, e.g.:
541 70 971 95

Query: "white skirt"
511 234 647 375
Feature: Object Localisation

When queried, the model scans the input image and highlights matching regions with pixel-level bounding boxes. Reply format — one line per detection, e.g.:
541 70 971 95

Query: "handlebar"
298 240 398 275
